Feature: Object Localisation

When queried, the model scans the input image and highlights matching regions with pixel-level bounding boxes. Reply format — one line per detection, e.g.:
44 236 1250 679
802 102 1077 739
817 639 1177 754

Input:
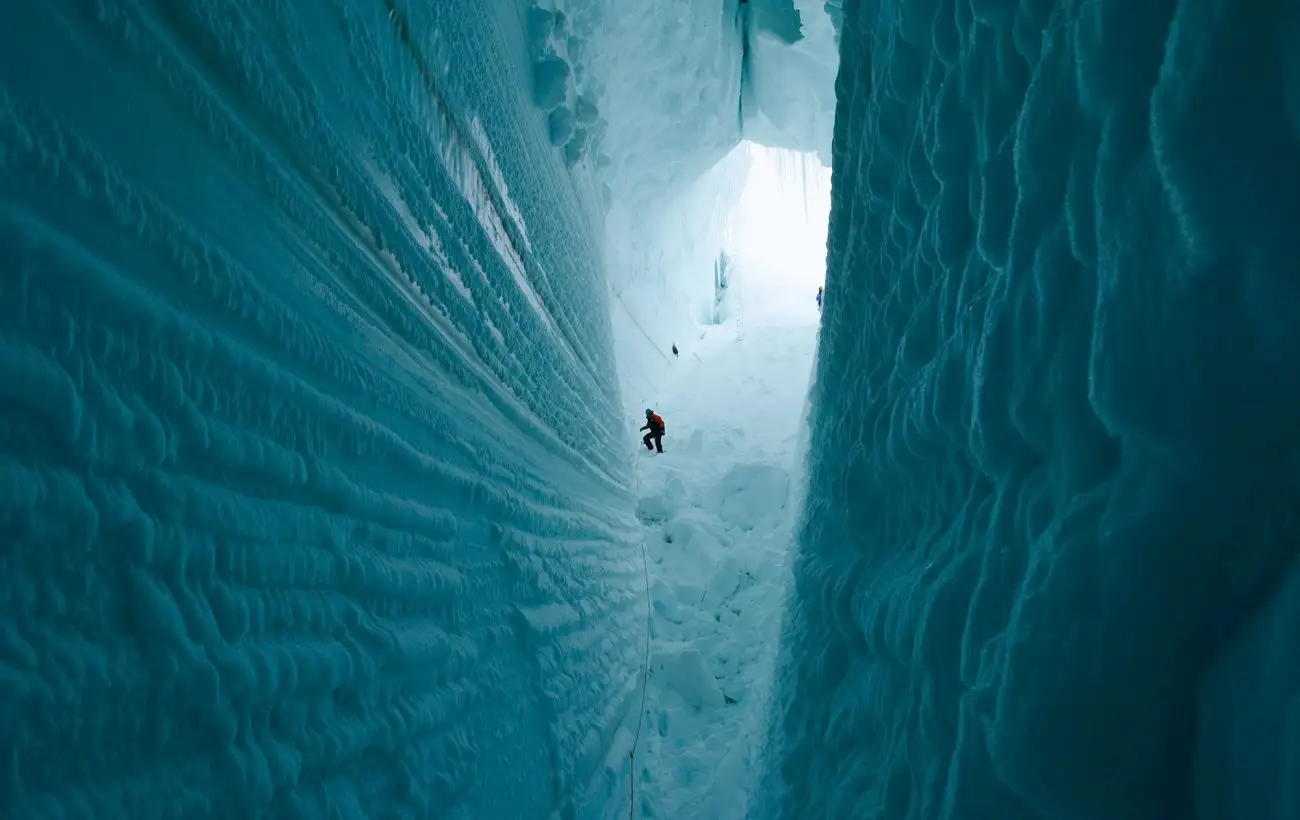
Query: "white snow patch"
468 116 532 251
627 317 817 820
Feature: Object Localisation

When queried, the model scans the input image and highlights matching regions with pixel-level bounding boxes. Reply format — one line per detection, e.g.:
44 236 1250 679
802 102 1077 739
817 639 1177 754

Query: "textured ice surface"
757 0 1300 818
741 0 839 163
1196 554 1300 820
0 2 644 817
11 0 1297 815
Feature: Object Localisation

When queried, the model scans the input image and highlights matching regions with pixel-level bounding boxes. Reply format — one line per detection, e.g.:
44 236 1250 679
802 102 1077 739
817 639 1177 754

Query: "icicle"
759 145 830 228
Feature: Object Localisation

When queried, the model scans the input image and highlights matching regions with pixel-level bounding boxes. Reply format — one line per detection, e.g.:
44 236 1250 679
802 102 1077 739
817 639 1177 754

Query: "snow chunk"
575 94 600 125
637 477 688 524
703 463 790 531
531 56 570 111
655 646 724 710
563 128 588 167
526 5 560 56
548 105 576 146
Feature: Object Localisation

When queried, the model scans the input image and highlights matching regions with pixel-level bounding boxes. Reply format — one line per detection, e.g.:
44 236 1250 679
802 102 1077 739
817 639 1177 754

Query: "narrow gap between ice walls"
621 142 831 819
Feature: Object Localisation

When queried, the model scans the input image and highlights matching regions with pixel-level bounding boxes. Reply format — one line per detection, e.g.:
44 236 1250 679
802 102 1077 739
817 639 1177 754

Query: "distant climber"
641 408 665 453
672 344 679 357
815 286 823 311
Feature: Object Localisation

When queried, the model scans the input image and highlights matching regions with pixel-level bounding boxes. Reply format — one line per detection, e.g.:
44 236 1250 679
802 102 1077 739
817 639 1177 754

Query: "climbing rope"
607 282 669 416
734 270 745 343
627 449 653 819
610 283 675 366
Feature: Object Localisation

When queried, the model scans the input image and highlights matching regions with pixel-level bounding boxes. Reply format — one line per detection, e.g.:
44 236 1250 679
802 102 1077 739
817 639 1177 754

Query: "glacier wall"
1196 552 1300 820
18 0 1297 816
0 2 647 817
758 0 1300 818
741 0 840 164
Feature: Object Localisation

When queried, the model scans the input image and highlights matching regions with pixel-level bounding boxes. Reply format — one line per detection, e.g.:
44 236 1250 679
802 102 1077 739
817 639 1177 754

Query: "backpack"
649 413 665 432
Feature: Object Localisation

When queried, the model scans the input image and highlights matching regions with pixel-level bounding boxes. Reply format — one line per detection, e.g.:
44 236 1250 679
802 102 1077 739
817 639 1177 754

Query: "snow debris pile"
630 320 816 820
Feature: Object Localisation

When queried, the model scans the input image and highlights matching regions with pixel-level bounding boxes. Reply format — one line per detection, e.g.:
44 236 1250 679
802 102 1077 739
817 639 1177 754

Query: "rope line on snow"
610 283 674 366
628 453 653 819
735 270 745 343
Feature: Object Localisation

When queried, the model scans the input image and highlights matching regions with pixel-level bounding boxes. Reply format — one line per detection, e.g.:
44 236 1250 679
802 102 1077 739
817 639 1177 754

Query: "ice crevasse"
1 1 1299 819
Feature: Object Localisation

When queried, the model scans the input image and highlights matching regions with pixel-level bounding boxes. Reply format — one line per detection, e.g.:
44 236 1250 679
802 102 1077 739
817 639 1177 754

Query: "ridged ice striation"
0 1 643 817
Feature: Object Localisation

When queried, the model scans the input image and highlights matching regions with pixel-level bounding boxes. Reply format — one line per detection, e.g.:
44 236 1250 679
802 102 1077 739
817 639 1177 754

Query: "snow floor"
629 315 818 819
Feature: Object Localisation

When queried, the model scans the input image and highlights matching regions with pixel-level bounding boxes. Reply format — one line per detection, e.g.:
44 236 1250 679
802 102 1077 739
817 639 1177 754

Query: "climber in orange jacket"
640 409 665 453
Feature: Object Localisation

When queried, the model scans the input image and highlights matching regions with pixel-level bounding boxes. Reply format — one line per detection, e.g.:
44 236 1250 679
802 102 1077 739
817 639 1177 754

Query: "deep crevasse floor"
628 316 818 819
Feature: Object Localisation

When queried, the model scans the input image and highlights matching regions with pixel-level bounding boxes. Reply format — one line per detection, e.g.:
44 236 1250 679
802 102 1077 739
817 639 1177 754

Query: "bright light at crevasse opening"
724 141 832 324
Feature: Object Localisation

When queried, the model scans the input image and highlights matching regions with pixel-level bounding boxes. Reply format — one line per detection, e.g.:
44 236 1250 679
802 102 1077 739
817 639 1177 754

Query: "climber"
640 408 665 453
671 344 679 357
815 286 823 311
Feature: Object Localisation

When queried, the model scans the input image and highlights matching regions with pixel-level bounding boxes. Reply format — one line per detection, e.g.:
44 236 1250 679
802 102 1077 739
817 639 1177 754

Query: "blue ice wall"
760 0 1300 817
1196 551 1300 820
0 2 644 817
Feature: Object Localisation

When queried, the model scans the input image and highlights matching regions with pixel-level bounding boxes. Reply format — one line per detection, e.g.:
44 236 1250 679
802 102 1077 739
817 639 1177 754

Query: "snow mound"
663 508 730 551
703 463 790 531
654 646 726 710
757 1 1300 819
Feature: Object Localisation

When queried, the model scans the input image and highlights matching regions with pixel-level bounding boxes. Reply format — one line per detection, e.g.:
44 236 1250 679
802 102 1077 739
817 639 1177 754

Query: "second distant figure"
641 408 666 453
816 286 823 311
